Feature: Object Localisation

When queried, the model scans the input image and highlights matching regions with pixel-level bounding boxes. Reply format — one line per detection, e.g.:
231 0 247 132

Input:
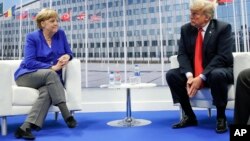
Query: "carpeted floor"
0 110 233 141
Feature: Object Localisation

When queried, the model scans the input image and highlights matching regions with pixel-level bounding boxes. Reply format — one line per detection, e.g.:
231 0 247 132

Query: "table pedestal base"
107 117 151 127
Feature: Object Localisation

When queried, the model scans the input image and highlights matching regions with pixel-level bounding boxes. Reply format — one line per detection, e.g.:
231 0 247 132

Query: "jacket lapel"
203 21 215 52
190 26 197 54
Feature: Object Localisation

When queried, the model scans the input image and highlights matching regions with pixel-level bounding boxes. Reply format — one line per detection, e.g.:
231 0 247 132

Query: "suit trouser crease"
26 86 51 127
15 69 66 127
166 68 196 118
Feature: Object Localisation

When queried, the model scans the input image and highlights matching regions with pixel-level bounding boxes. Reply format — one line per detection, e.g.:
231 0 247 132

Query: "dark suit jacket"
177 19 233 77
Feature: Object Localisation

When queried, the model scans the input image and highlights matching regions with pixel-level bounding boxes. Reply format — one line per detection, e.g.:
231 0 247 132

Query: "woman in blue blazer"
14 8 77 140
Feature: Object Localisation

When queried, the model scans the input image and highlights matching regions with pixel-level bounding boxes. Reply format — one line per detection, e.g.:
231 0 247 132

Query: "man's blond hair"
190 0 217 19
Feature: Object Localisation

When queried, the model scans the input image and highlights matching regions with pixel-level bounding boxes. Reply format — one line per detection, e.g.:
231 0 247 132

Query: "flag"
77 12 86 20
218 0 233 2
31 12 37 20
217 0 233 5
61 12 70 22
17 11 28 20
90 12 101 22
0 2 3 15
3 5 15 18
208 0 233 5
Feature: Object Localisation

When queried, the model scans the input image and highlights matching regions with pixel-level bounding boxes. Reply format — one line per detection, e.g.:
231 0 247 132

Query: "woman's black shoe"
66 116 77 128
31 123 41 131
14 127 35 140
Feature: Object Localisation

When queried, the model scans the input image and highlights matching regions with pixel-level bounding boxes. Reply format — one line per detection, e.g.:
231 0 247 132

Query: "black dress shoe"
14 127 35 140
216 118 228 133
31 123 41 131
66 116 77 128
172 116 198 129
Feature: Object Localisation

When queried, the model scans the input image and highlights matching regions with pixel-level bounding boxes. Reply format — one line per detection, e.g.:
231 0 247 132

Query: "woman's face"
41 17 58 34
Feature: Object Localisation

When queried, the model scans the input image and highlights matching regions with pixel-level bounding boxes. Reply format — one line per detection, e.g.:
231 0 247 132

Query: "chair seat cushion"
190 85 234 101
12 86 39 106
12 86 69 106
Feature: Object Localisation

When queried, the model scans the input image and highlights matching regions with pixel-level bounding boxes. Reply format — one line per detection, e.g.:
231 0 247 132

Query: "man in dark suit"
234 68 250 125
166 0 233 133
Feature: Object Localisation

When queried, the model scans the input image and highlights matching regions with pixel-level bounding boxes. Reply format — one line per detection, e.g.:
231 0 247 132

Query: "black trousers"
166 67 233 119
234 68 250 124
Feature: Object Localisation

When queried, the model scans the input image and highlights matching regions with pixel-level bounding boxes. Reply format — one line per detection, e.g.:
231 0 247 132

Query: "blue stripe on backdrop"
0 110 233 141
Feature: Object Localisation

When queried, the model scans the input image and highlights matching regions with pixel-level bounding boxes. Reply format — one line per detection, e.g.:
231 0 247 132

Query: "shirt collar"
201 21 210 32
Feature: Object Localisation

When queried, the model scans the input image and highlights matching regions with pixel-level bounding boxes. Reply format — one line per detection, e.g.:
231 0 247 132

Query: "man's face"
190 10 209 28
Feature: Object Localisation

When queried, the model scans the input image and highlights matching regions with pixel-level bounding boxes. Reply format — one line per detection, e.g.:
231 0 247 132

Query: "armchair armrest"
63 59 82 110
0 62 13 115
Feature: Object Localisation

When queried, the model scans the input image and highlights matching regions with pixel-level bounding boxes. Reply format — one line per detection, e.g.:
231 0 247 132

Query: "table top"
100 83 157 89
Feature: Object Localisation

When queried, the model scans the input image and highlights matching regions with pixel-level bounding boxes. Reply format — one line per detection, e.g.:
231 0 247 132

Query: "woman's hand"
51 54 70 71
51 62 63 71
58 54 70 67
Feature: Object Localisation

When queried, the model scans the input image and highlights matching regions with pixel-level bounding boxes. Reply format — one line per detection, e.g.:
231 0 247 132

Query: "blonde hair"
190 0 217 19
35 8 58 29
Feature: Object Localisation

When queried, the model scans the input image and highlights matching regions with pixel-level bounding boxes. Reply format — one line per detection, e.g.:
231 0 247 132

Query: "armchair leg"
1 116 7 136
55 112 59 120
54 111 75 121
207 108 211 117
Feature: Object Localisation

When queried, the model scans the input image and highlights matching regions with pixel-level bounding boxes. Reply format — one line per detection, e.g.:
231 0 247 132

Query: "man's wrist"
199 74 206 81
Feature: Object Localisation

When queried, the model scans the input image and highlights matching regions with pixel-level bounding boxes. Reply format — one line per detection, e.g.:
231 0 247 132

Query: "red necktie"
194 28 204 88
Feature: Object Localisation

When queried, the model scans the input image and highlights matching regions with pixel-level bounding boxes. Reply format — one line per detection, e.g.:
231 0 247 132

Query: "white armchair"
169 52 250 118
0 59 82 136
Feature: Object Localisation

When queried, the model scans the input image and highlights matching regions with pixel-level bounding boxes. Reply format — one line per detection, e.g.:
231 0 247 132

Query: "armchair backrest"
0 60 22 85
233 52 250 83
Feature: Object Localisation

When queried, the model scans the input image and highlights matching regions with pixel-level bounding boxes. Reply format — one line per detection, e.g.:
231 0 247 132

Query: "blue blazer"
14 29 73 80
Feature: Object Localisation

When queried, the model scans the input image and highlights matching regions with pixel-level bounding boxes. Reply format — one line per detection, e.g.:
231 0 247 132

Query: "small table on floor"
100 83 157 127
